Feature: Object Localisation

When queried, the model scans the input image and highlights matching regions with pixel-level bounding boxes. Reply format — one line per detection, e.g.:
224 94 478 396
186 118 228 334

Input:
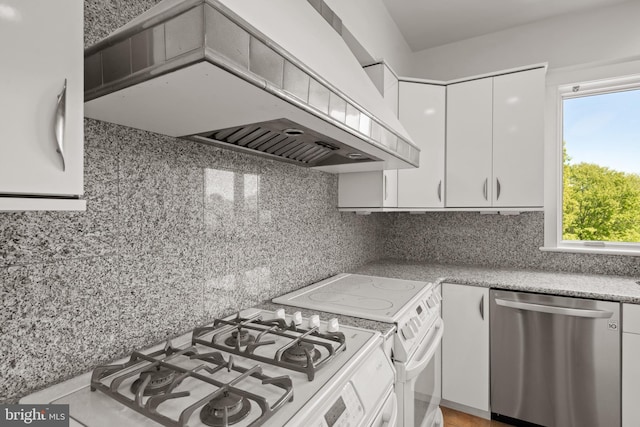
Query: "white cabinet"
0 0 84 210
338 170 397 208
492 69 545 207
623 304 640 427
339 62 398 208
446 68 545 208
441 283 490 413
446 79 493 207
397 82 446 208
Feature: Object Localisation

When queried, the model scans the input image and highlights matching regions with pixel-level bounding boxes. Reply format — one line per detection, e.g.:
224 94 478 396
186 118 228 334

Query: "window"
544 73 640 255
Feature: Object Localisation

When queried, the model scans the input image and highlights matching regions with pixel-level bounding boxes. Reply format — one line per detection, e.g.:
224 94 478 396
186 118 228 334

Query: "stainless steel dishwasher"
490 290 620 427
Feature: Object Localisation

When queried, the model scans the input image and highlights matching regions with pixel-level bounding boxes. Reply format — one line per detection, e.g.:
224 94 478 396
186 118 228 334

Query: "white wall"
325 0 414 75
408 1 640 80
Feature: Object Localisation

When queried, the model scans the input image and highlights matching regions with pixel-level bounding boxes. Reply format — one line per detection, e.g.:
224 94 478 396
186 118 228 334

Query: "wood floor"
442 407 514 427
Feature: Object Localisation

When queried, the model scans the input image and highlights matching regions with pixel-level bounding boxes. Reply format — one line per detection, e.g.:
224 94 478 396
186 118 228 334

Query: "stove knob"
412 316 423 328
409 318 420 333
402 324 416 340
327 318 340 333
426 297 435 309
274 309 286 320
308 315 320 329
292 311 303 326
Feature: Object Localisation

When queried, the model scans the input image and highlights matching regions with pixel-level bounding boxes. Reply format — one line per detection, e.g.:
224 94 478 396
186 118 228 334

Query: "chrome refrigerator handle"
495 298 614 319
437 180 442 202
479 295 484 320
496 178 501 200
54 79 67 171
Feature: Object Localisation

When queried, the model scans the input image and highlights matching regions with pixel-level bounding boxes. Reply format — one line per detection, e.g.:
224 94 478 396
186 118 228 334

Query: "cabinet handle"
479 295 485 320
54 79 67 172
482 178 488 200
496 178 501 200
384 174 388 201
437 180 442 202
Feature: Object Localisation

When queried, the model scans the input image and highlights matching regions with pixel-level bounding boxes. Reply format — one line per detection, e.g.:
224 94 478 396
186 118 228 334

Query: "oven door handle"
381 390 398 427
398 318 444 382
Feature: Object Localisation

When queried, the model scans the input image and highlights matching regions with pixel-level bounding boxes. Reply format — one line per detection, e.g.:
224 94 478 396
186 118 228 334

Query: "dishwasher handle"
494 298 614 319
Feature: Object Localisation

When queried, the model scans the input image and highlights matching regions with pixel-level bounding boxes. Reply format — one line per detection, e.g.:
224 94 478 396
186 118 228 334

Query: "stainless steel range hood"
84 0 419 172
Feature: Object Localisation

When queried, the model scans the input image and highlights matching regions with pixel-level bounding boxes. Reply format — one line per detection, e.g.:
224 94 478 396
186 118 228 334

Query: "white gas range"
21 308 396 427
273 273 444 427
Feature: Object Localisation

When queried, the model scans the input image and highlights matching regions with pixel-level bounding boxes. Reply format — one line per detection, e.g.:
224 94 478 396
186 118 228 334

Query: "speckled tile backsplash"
0 119 384 403
383 212 640 276
0 0 383 403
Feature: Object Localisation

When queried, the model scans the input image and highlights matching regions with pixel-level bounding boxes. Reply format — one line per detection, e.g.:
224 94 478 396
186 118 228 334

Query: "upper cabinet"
492 69 545 207
446 79 494 207
0 0 85 211
398 82 446 208
446 68 545 208
338 170 398 208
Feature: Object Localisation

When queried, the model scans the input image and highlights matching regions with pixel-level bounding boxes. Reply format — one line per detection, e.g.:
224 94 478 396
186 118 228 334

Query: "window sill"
540 246 640 257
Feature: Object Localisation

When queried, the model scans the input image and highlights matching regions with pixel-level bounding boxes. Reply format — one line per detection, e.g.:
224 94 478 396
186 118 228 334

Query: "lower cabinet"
623 303 640 427
441 283 490 414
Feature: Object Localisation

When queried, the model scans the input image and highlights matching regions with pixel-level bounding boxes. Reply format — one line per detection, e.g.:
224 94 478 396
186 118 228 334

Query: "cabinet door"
446 79 493 207
623 303 640 427
398 82 445 208
0 0 83 196
623 333 640 427
442 283 490 412
492 68 544 207
338 171 384 208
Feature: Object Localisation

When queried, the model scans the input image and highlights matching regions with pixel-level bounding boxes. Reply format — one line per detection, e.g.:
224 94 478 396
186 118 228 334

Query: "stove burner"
224 329 256 347
281 342 321 366
200 391 251 426
130 366 176 396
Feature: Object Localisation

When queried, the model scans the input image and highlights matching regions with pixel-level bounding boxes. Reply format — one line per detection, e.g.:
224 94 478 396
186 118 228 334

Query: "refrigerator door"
490 290 620 427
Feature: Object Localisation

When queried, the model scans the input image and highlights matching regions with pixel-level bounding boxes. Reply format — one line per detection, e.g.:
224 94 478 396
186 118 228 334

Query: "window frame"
542 71 640 256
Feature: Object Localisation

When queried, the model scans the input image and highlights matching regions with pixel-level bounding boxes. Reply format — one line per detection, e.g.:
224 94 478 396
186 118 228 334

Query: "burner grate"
192 312 346 381
90 341 293 427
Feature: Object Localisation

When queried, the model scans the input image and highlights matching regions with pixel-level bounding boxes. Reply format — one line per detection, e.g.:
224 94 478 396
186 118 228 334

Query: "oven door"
395 318 444 427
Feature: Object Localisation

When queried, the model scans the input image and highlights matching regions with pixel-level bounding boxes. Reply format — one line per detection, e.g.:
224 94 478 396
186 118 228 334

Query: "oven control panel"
310 382 364 427
395 284 442 361
300 346 394 427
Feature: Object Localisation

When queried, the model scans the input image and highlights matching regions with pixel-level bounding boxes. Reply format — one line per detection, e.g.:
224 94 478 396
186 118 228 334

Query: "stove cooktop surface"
272 274 432 322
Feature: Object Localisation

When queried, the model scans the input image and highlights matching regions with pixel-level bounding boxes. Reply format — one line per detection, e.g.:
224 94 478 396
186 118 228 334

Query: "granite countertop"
255 301 396 338
349 259 640 303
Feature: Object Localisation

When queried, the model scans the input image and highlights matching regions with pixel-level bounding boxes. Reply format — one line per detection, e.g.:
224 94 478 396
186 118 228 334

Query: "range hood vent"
84 0 419 172
192 119 379 167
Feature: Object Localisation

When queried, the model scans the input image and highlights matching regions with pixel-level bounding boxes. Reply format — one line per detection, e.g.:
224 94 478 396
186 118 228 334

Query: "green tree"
563 144 640 242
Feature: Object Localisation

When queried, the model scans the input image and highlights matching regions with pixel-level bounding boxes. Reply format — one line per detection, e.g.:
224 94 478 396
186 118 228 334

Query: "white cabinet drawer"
623 303 640 334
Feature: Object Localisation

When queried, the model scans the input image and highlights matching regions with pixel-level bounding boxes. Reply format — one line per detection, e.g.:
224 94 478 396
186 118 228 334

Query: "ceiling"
382 0 632 52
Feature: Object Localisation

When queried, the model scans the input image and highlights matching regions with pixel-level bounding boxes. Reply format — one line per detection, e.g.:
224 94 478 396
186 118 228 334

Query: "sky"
563 88 640 175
